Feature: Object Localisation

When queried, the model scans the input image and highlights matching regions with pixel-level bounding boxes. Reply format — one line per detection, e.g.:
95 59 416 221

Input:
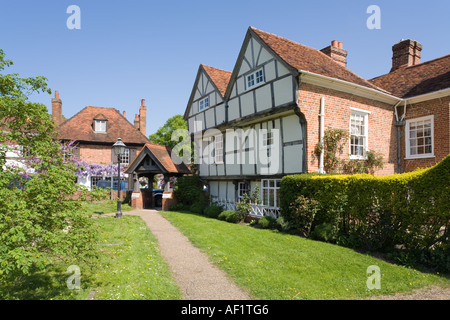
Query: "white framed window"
262 130 274 149
405 115 434 159
261 179 281 208
349 109 370 159
94 120 107 133
246 68 265 90
199 97 209 112
237 182 250 203
214 134 224 164
120 148 130 165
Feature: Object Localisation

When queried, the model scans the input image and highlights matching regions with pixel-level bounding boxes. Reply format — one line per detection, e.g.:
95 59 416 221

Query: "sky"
1 0 449 136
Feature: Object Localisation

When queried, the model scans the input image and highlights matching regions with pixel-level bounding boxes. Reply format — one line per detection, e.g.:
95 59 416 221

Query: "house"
52 92 190 206
184 27 449 218
52 92 149 192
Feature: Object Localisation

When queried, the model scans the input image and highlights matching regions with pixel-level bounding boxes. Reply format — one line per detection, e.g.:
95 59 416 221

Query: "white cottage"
184 28 306 218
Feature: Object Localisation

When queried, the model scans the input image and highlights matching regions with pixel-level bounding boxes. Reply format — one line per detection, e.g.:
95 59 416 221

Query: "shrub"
173 175 206 206
281 155 450 271
169 203 184 211
189 202 206 215
286 195 320 237
204 205 223 219
218 210 242 223
258 216 278 229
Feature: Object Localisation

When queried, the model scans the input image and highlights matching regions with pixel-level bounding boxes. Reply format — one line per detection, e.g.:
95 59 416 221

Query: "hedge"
281 155 449 270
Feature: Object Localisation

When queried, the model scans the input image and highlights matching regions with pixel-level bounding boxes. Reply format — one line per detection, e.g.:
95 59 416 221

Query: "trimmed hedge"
281 155 449 271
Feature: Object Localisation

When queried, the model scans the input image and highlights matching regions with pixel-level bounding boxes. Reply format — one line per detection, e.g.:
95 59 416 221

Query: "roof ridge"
404 53 450 69
250 26 384 92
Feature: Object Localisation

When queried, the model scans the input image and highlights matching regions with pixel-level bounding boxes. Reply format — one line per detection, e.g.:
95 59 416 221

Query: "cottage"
184 27 450 218
53 92 149 192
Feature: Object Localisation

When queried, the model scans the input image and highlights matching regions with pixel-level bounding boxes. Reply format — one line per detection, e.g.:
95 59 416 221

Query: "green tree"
148 114 188 149
0 49 103 277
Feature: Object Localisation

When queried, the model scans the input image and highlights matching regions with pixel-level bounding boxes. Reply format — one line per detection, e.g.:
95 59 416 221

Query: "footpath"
125 210 251 300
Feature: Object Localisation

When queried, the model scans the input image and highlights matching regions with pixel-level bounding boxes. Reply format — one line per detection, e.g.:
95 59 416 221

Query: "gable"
184 65 230 119
225 30 297 123
125 143 190 175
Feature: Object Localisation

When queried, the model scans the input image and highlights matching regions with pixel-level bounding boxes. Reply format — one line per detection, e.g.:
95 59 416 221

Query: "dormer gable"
93 113 108 133
184 64 231 119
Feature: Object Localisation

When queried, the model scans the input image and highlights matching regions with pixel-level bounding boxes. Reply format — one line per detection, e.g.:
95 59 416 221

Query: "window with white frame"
349 109 370 159
262 129 274 148
406 115 434 158
214 134 224 164
261 179 281 208
237 182 250 203
246 68 265 90
94 120 107 133
120 148 130 165
199 97 209 112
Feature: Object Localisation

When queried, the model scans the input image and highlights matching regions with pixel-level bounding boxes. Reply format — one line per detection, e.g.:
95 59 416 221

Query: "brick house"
52 92 150 191
184 27 449 218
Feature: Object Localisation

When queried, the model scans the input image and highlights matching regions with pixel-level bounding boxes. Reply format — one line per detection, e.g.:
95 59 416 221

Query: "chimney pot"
55 90 59 99
321 41 348 68
123 111 126 118
141 99 145 106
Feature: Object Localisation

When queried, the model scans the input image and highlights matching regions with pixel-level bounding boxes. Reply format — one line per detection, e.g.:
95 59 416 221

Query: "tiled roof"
249 27 386 92
201 64 232 97
126 143 190 174
369 54 450 98
56 106 149 144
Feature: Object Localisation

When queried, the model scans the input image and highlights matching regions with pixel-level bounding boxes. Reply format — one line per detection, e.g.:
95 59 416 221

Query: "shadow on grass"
0 264 95 300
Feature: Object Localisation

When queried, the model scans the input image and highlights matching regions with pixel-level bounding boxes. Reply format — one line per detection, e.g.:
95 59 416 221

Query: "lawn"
0 201 181 300
160 210 450 300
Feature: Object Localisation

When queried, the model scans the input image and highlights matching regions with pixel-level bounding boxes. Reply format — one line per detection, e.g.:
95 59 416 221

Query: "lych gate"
125 143 190 210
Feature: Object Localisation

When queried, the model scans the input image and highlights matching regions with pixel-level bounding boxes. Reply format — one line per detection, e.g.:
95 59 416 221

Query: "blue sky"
1 0 449 135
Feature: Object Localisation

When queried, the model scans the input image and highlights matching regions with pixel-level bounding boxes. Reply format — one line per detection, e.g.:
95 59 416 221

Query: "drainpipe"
318 97 325 174
394 100 406 173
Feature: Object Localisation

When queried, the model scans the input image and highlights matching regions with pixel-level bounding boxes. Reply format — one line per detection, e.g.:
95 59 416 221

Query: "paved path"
124 210 251 300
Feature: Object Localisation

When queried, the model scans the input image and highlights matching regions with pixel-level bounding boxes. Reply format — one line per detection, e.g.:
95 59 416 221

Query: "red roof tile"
126 143 190 174
56 106 149 145
369 54 450 98
249 27 385 92
201 64 232 97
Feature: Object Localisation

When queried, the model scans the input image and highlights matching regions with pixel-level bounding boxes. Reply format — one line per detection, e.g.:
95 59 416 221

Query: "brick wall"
297 83 397 175
401 96 450 172
79 144 112 164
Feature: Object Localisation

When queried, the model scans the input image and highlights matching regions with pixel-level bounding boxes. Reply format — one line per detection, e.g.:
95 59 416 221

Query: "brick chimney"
134 113 140 131
320 40 347 67
51 90 63 126
391 39 422 72
139 99 147 136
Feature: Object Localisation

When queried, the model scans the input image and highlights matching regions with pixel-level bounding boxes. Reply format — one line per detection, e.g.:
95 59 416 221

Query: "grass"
0 201 181 300
89 215 181 300
79 199 133 216
160 210 450 300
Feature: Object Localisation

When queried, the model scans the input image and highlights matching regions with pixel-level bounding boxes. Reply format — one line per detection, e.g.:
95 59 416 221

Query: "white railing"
212 198 280 219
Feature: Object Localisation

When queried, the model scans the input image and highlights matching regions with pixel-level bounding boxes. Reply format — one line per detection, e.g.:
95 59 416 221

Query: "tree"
148 114 188 149
0 49 103 277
